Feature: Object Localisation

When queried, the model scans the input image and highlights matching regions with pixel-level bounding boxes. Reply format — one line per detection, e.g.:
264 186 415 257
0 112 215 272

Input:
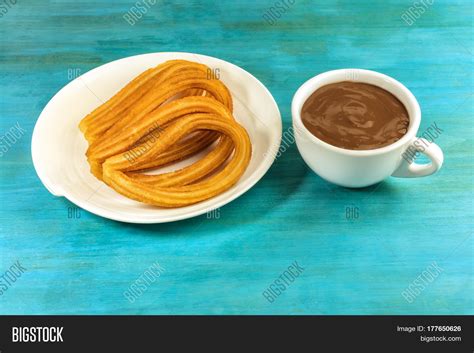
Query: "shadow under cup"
292 69 443 188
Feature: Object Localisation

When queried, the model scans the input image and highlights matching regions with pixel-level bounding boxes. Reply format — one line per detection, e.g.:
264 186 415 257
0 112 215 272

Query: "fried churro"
78 59 252 208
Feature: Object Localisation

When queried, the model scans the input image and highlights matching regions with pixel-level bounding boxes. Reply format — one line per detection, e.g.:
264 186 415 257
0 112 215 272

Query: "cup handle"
392 138 444 178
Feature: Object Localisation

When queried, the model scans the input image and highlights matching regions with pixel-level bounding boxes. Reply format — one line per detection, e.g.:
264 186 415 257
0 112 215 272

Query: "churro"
78 59 252 208
102 114 251 207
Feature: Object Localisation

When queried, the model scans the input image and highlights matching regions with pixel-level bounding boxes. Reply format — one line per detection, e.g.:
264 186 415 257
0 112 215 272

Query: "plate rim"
31 52 282 224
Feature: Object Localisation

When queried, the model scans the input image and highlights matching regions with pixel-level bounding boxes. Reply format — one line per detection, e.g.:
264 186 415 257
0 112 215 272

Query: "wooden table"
0 0 472 314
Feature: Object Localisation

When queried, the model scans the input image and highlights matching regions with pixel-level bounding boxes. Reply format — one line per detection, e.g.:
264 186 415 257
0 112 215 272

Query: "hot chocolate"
301 82 410 150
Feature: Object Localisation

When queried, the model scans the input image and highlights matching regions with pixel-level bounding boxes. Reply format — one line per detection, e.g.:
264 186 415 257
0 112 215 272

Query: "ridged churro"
78 59 252 208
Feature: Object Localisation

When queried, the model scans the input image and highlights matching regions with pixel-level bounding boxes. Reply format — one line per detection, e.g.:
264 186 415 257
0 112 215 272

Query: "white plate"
32 52 282 223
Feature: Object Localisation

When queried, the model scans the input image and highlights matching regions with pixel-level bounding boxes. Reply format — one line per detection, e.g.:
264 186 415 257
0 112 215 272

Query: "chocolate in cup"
301 81 410 150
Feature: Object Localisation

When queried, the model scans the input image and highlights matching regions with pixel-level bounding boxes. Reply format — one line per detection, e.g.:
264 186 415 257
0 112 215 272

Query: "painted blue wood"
0 0 472 314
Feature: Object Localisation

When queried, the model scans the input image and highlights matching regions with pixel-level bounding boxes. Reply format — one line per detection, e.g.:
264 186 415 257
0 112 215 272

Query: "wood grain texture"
0 0 472 314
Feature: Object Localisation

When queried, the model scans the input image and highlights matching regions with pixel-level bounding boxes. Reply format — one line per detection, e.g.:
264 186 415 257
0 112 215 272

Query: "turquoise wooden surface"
0 0 472 314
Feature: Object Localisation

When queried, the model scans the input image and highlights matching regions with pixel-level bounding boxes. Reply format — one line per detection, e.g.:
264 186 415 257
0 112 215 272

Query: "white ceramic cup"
292 69 444 188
